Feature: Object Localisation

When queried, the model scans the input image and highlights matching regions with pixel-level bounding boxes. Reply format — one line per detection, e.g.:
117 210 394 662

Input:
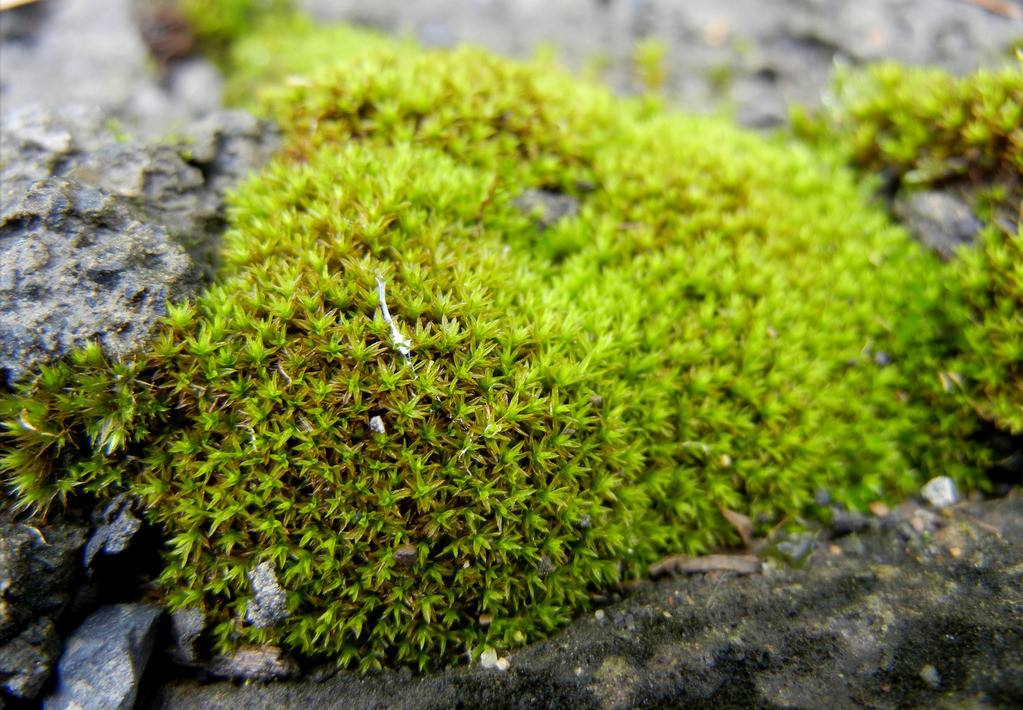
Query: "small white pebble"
369 415 386 434
495 657 510 672
919 663 941 689
594 610 605 621
575 666 584 676
480 648 499 669
921 476 958 508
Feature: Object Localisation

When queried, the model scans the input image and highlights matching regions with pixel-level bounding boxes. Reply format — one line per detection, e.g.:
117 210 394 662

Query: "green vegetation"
955 225 1022 434
793 60 1022 435
0 26 1000 671
178 0 294 55
791 59 1021 196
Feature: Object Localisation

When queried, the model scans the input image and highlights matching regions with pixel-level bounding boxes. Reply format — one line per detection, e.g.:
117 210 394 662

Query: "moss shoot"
0 26 998 670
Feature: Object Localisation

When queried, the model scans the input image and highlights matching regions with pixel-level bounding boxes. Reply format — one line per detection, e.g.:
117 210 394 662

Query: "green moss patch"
793 60 1022 435
1 30 992 669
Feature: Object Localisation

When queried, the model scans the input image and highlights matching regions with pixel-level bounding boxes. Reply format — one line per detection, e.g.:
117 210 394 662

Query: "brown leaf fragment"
719 505 754 548
649 554 762 579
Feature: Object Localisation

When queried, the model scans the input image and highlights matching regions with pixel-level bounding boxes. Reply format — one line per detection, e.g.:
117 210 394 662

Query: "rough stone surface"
921 476 960 509
169 608 206 666
0 616 61 699
0 524 87 645
204 646 299 682
893 189 985 259
0 177 194 386
513 189 580 229
245 561 289 629
0 0 221 136
43 603 163 710
0 523 87 702
303 0 1022 127
83 496 143 569
0 106 279 386
148 495 1023 710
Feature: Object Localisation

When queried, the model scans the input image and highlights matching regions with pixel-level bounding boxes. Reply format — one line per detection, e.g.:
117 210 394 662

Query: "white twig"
376 275 412 365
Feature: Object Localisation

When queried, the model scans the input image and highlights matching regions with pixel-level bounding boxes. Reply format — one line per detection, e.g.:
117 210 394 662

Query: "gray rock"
204 646 298 682
148 496 1023 710
0 176 195 385
245 561 289 629
43 603 162 710
0 0 221 136
829 509 870 537
0 523 87 645
169 608 206 666
83 496 143 570
893 190 983 259
0 523 84 701
920 476 959 509
302 0 1022 127
0 106 278 385
513 189 580 229
0 617 61 699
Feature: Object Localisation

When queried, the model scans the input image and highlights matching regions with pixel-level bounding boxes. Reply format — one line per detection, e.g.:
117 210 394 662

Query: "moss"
791 58 1022 209
0 29 990 670
178 0 294 58
954 224 1023 434
792 60 1022 435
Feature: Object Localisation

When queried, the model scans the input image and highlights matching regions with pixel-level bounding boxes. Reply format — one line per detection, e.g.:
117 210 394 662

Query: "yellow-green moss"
178 0 294 58
793 59 1022 435
1 28 991 670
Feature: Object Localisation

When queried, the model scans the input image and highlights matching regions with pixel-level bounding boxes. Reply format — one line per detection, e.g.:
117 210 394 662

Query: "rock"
512 189 580 229
0 617 61 699
148 495 1023 710
83 495 143 570
893 190 983 259
0 523 86 701
919 663 942 690
0 523 87 645
204 646 298 682
245 562 289 629
43 603 162 710
302 0 1022 127
368 415 387 434
479 648 498 669
169 608 206 666
394 543 418 567
772 531 817 565
0 177 195 385
0 106 278 385
178 110 280 194
0 0 221 135
920 476 959 509
479 648 509 672
829 509 870 537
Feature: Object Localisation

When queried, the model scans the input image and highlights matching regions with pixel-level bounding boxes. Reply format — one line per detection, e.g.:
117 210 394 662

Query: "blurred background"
1 0 1020 137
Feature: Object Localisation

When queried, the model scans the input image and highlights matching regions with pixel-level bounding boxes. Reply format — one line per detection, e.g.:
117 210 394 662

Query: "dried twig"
375 275 412 365
649 553 762 579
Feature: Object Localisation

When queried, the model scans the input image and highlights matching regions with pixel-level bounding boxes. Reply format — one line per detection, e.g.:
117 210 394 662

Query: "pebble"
921 476 958 509
919 663 941 689
479 648 509 671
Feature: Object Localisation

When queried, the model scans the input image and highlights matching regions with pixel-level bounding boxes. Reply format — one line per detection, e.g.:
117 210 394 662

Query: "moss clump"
955 225 1023 434
793 60 1022 435
792 59 1022 200
1 30 987 670
178 0 294 56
